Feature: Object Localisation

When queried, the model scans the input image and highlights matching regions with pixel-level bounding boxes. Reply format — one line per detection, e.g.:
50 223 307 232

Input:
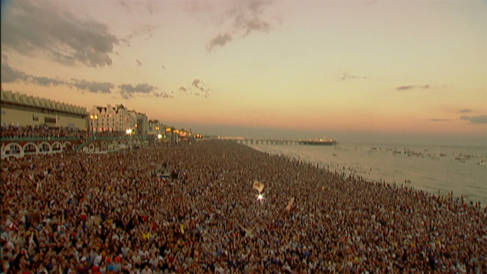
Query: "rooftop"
1 90 88 115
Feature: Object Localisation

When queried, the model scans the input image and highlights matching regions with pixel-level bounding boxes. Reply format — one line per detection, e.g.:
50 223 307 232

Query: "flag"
252 180 265 193
285 197 295 211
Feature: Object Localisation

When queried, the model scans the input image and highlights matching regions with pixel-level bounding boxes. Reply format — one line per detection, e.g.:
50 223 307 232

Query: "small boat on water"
300 138 336 146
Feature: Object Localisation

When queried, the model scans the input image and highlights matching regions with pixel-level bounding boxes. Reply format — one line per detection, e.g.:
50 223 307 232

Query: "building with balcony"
89 104 148 135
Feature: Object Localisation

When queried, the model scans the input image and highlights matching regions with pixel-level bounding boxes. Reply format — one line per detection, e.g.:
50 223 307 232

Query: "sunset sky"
1 0 486 144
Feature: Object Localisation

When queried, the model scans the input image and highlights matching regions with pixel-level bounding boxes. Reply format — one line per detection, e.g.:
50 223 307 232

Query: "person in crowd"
1 138 486 272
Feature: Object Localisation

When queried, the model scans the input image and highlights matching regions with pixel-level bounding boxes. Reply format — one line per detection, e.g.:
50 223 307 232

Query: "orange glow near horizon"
1 0 486 142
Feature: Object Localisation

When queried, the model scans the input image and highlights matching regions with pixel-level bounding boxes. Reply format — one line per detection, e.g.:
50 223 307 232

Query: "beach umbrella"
252 180 265 193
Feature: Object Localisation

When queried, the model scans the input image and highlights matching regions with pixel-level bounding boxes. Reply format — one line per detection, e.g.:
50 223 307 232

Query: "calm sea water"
249 143 487 205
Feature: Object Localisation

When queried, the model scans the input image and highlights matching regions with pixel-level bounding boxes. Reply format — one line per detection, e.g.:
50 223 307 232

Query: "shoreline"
245 142 486 208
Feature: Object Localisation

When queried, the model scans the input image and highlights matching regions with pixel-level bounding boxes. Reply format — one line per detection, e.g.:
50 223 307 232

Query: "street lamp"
90 114 98 138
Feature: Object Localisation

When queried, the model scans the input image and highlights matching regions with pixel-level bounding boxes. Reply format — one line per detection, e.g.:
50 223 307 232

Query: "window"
45 117 56 124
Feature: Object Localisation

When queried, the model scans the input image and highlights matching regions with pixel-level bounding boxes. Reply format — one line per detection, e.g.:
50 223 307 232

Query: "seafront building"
89 104 148 135
1 90 199 158
1 90 88 129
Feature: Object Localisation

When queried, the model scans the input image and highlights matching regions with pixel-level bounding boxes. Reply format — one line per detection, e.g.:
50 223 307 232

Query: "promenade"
1 140 486 272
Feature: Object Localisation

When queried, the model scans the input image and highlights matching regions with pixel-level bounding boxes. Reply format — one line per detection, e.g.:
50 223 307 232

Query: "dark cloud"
207 0 275 51
1 62 65 86
396 84 430 91
31 76 65 87
1 0 119 67
192 79 203 89
153 91 173 98
136 59 143 66
70 79 113 93
1 62 113 93
460 115 487 124
340 73 367 81
1 63 173 99
430 119 449 122
208 33 233 51
459 108 472 113
234 12 271 36
119 83 157 99
0 62 29 82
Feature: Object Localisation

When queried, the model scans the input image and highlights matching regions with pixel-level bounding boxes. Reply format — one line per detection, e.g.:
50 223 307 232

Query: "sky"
1 0 486 145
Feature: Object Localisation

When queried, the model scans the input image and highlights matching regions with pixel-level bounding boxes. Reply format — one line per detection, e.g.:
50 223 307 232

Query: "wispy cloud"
340 73 367 81
2 0 119 67
430 118 449 122
1 63 174 99
396 84 430 91
121 24 158 46
459 108 472 113
192 78 211 97
208 33 233 51
207 0 276 51
31 76 65 87
460 115 487 124
153 91 173 98
117 0 131 11
71 79 113 94
1 62 113 93
119 83 157 99
176 79 211 98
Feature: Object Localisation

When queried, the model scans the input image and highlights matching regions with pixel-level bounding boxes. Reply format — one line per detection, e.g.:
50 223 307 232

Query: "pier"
220 137 335 146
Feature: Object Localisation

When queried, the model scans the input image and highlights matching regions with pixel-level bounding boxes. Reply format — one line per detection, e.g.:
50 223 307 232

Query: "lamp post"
89 114 98 138
165 127 172 144
126 128 133 149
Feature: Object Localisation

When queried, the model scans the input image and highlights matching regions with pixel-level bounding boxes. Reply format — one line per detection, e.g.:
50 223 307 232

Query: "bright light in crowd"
157 134 162 139
126 129 132 135
257 194 264 201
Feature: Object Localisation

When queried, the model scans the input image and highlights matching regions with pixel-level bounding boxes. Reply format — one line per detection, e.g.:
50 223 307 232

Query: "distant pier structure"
217 137 335 146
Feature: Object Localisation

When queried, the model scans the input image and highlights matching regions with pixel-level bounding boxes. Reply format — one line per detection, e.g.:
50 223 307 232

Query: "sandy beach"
1 140 486 272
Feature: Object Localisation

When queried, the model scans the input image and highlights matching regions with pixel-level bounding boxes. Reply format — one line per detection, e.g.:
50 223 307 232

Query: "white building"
89 104 148 135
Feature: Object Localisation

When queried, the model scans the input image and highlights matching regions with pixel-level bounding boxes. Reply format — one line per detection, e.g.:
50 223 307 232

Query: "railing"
74 135 150 151
0 136 82 142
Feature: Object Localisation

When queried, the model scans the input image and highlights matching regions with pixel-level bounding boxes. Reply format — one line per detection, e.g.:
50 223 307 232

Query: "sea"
248 143 487 205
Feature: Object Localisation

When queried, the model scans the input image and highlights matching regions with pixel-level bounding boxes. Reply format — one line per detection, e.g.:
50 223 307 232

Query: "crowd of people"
1 140 486 272
1 125 87 138
0 125 132 142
